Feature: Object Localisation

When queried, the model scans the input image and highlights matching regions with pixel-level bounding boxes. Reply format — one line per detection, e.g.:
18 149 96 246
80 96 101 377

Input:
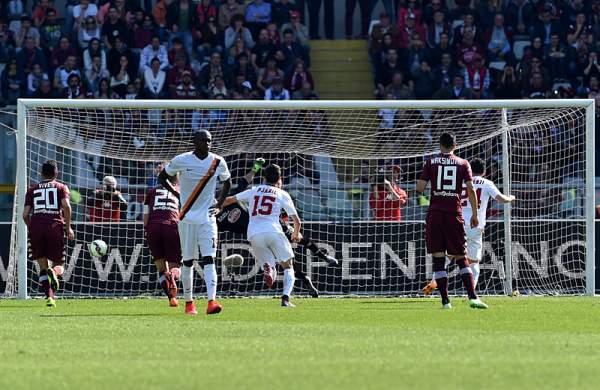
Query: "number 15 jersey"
419 152 472 215
461 176 501 229
235 184 298 240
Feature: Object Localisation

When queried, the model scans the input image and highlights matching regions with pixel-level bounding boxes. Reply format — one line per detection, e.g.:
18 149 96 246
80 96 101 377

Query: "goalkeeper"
216 158 339 297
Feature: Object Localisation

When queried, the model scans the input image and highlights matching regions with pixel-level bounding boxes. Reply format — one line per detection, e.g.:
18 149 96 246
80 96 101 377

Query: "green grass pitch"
1 297 599 390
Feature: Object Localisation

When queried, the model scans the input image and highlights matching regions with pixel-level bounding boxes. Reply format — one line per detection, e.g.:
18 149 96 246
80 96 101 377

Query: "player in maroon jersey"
144 173 182 307
416 133 488 309
22 160 75 307
87 176 128 222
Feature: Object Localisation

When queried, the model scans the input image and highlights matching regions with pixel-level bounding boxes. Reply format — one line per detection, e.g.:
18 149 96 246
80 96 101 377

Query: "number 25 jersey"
235 184 298 240
144 185 180 225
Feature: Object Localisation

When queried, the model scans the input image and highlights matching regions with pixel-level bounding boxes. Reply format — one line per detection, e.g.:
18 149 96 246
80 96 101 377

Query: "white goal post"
6 99 596 298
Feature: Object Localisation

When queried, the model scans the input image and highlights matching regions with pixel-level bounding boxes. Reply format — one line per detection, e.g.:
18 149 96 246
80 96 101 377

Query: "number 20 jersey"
24 179 70 224
144 185 180 225
419 152 472 215
235 184 298 240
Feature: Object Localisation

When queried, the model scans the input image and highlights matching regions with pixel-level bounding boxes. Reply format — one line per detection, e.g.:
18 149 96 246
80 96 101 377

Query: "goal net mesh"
3 103 590 297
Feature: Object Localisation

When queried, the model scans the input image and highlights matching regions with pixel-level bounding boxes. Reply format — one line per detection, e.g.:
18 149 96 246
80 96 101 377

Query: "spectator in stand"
172 70 201 98
520 56 551 93
110 55 132 97
83 39 107 72
107 35 136 77
423 0 449 25
372 33 399 69
16 36 47 77
64 73 85 98
26 63 49 97
455 28 485 69
152 0 168 36
383 71 414 99
87 176 128 223
246 0 272 36
33 78 56 98
266 22 282 45
15 16 41 49
102 6 129 48
376 49 406 95
425 10 451 49
73 0 98 32
292 80 318 99
209 75 228 97
227 36 252 65
453 12 478 44
40 8 63 51
433 52 456 90
429 31 452 66
53 54 80 94
196 0 218 26
567 12 593 46
140 35 169 73
33 0 58 28
583 51 600 83
1 58 21 104
252 28 276 70
495 64 521 99
307 0 334 40
522 71 549 98
167 52 194 93
85 54 110 95
220 0 247 31
285 59 313 93
257 55 284 91
94 77 113 98
545 33 568 81
198 16 224 63
199 51 227 96
398 0 422 29
433 74 473 99
530 5 563 44
50 36 76 72
369 165 408 222
225 14 255 57
78 16 101 50
264 76 290 99
143 57 167 98
8 0 25 20
345 0 370 40
413 60 436 99
273 0 298 27
463 53 491 99
406 32 428 77
132 14 156 53
229 52 257 86
398 13 425 49
485 14 513 62
280 11 310 47
276 29 305 72
529 36 545 60
370 12 399 58
505 0 536 36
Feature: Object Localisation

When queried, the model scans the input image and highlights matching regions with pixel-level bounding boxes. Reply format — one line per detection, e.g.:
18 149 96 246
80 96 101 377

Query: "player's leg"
299 235 339 266
465 227 484 288
178 222 199 315
164 224 183 307
293 261 319 298
198 222 221 315
35 257 56 306
250 235 277 288
452 255 487 309
432 252 451 308
422 257 450 296
273 233 297 307
280 259 296 307
425 211 450 308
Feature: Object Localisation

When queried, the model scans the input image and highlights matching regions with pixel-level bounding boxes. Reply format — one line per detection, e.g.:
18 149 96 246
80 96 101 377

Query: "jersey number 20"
252 195 276 216
33 188 58 210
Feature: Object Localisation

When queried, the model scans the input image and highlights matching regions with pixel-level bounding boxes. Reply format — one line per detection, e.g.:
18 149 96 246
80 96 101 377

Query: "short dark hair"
41 160 58 178
264 164 282 184
470 158 486 175
439 132 456 149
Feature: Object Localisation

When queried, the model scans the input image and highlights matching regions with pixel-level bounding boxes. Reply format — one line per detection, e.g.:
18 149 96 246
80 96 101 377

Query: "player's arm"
282 193 301 242
22 205 31 228
158 168 180 199
112 190 128 211
416 180 427 194
495 193 516 204
61 197 75 240
465 180 479 228
290 213 301 243
222 194 238 207
224 187 252 207
215 178 232 210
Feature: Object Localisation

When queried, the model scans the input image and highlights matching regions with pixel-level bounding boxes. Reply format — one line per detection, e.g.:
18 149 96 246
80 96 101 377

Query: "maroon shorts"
29 221 65 264
425 210 466 256
146 223 182 265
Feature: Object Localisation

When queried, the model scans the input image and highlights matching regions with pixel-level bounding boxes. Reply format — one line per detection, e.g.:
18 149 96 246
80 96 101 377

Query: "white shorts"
465 226 484 262
249 232 295 268
178 221 218 260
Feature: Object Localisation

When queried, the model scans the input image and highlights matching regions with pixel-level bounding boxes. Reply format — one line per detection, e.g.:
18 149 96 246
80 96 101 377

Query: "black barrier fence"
1 222 598 296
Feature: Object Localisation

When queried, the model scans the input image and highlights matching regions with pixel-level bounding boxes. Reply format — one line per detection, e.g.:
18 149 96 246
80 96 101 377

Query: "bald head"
193 130 213 157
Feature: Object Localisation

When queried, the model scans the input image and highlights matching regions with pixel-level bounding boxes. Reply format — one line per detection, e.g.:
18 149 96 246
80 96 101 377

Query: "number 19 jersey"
419 152 472 215
235 184 298 240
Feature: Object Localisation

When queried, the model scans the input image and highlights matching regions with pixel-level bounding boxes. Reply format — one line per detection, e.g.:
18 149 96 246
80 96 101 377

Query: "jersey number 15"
252 195 276 216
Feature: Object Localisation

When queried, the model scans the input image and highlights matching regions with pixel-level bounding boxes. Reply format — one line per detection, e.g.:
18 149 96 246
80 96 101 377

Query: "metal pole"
16 100 29 299
501 109 513 296
585 102 596 295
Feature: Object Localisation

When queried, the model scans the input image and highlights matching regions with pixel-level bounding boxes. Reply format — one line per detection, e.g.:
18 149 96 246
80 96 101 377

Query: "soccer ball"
222 254 244 267
90 239 108 257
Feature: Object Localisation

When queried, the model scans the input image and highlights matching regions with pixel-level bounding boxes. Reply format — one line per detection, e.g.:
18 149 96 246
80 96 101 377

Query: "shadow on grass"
38 313 172 318
359 300 429 305
0 305 46 309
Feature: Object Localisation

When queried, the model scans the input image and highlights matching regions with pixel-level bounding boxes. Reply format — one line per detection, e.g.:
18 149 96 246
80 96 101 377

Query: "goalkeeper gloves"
252 158 266 174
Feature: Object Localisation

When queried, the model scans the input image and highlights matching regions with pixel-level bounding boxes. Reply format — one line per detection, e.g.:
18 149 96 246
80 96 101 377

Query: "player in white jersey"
422 158 515 294
158 130 232 315
222 164 301 307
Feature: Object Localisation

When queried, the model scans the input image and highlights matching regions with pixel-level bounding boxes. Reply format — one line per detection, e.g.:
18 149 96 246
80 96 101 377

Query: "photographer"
87 176 128 222
369 165 408 221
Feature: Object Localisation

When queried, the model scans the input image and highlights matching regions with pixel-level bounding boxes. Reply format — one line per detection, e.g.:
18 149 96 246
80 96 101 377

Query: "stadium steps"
310 40 374 100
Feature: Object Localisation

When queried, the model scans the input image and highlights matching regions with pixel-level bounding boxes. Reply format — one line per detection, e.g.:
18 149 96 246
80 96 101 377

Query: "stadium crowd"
0 0 316 103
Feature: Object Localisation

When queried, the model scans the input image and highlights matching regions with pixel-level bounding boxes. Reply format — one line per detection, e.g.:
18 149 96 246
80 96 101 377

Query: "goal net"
3 100 595 298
